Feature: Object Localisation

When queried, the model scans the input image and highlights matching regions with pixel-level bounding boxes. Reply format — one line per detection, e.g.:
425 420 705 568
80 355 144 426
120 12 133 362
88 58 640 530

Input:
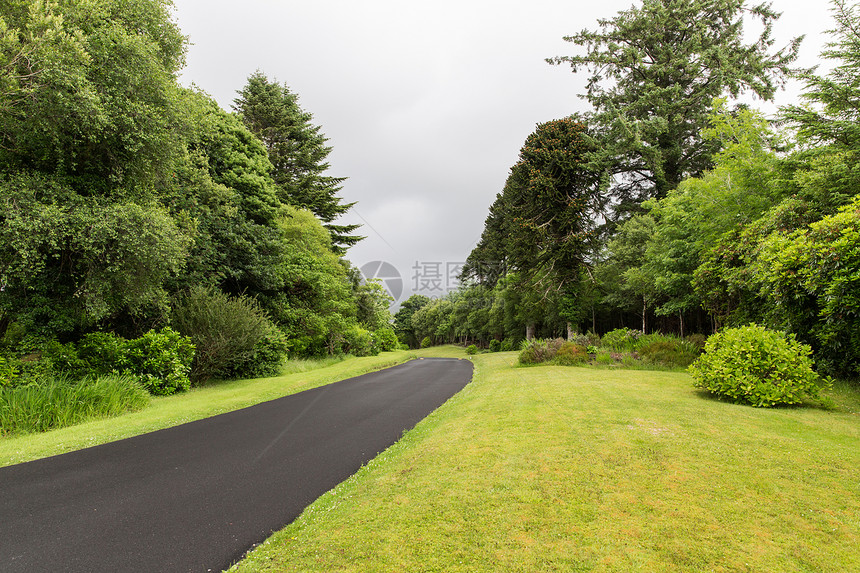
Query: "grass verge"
0 350 418 467
230 350 860 573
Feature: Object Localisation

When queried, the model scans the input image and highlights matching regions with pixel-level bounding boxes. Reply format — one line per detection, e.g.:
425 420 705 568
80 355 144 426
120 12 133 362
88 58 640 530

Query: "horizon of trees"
435 0 860 379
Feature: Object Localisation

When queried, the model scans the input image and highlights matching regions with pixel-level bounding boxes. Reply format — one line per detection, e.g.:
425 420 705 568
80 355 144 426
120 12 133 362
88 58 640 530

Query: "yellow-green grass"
231 351 860 573
0 350 423 467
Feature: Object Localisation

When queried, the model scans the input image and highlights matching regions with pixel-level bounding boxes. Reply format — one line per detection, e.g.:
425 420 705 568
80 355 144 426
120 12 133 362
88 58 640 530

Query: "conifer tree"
549 0 801 212
234 72 362 254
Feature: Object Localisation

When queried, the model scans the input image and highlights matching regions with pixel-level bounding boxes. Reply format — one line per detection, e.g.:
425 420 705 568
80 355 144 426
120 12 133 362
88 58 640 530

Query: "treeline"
402 0 860 379
0 0 395 392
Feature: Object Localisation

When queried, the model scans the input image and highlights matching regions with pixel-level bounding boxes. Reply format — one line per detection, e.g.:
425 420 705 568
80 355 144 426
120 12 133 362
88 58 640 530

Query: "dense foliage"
689 325 829 407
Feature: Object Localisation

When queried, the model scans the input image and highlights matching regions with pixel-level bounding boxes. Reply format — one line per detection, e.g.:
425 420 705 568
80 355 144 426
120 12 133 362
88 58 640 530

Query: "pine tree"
549 0 801 212
234 72 362 254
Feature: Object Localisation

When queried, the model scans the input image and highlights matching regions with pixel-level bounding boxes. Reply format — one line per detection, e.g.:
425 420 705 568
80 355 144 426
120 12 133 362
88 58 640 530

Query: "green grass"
0 374 150 436
0 350 418 467
230 350 860 573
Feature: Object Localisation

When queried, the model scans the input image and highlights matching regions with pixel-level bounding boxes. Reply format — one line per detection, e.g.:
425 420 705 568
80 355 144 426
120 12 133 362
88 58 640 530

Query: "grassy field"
0 350 419 467
230 349 860 573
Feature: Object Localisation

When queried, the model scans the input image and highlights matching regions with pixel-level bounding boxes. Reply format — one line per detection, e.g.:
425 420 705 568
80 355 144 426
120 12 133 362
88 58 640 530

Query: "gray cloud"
172 0 831 305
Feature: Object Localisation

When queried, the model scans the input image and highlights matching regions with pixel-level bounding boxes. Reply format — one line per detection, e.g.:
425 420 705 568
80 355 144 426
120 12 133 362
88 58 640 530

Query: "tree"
549 0 800 208
499 117 607 292
234 72 362 254
0 0 187 194
782 0 860 216
393 294 431 348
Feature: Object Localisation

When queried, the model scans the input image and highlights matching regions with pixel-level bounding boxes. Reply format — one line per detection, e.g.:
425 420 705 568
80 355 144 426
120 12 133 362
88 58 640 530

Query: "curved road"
0 357 473 572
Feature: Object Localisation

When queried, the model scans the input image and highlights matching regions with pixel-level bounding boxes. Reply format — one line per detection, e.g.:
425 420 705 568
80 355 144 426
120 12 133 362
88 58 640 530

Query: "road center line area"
0 357 473 573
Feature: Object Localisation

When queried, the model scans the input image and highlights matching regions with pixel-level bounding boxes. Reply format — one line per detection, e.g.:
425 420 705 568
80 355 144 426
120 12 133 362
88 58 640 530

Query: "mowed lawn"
232 350 860 573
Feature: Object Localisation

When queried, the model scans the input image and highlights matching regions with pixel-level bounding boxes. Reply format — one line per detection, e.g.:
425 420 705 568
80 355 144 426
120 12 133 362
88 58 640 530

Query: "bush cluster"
466 344 478 355
519 338 565 364
555 342 588 365
688 324 830 407
39 327 194 395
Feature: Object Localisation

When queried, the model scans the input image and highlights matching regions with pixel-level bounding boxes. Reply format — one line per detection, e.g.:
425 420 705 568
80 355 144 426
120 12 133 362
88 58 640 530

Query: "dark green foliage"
554 342 588 366
489 339 501 353
688 325 829 407
0 172 192 336
219 323 289 379
465 344 478 355
754 197 860 377
394 295 432 348
500 339 514 352
0 374 150 436
171 287 271 383
0 356 17 388
234 72 362 253
420 336 432 349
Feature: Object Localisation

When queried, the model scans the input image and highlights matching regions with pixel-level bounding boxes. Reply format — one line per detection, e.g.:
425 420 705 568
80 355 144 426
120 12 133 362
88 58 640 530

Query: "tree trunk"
526 322 536 341
567 322 575 340
641 297 647 333
679 311 685 338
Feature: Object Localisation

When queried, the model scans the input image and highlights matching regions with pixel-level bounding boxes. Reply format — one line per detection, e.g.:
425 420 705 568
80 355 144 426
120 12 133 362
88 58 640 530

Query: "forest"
395 0 860 381
0 0 397 402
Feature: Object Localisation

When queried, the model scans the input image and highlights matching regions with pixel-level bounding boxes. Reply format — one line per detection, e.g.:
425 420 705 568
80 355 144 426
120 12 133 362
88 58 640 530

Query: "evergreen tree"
234 72 362 254
548 0 801 211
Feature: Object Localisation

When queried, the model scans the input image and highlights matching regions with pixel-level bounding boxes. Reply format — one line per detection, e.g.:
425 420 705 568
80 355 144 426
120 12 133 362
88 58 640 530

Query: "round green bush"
500 338 514 352
488 339 501 352
374 327 399 352
688 324 830 407
420 336 432 349
465 344 478 355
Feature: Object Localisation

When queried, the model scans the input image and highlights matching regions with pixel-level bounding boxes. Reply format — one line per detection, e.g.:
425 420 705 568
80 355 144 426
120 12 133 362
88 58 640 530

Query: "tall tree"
499 117 607 292
548 0 800 210
0 0 187 194
234 72 362 254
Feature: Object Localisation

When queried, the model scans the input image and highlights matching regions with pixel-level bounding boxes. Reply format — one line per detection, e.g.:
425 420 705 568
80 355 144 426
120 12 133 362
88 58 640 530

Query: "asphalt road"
0 357 473 573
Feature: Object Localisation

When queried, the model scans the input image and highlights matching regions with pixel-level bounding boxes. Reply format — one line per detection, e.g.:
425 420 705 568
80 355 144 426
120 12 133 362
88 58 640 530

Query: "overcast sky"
171 0 833 306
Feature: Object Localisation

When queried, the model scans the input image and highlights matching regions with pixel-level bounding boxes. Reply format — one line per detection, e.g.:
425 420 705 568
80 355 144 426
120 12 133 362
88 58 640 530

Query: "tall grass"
0 375 150 436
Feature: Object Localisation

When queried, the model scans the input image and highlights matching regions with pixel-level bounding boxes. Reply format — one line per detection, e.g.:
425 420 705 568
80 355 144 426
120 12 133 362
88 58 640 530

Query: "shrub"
554 342 588 366
172 287 271 384
77 332 127 376
601 328 643 351
594 350 615 365
489 339 501 352
420 336 432 349
570 332 600 348
685 333 708 350
123 327 195 396
0 356 18 388
374 327 399 352
688 324 830 407
638 335 701 368
220 324 290 379
519 338 564 365
466 344 478 355
0 374 149 436
500 338 514 352
344 324 378 357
